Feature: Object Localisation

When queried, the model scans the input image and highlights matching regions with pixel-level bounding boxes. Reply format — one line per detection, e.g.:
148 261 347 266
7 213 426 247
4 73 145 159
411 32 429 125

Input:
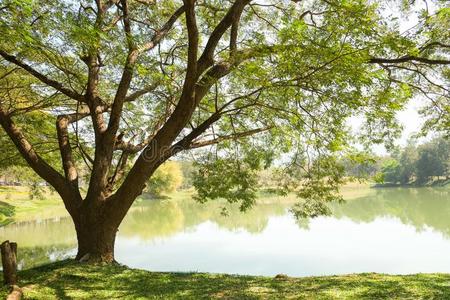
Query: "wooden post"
1 240 18 286
7 285 22 300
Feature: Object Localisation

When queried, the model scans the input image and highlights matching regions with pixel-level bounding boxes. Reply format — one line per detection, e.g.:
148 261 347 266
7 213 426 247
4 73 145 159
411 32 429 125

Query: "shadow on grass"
11 260 450 299
18 260 257 299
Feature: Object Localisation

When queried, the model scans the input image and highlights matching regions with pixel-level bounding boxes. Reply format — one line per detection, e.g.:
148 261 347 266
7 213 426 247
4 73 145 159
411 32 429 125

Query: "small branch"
0 50 85 102
106 151 130 194
124 83 159 103
189 126 272 149
138 6 186 53
106 0 139 136
419 42 450 53
369 55 450 65
197 0 251 75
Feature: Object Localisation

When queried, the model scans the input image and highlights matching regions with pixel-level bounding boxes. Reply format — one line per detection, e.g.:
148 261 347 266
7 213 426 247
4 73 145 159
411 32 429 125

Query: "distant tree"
397 142 418 184
342 152 378 179
146 161 183 197
376 137 450 185
416 138 450 183
434 138 450 179
0 165 41 184
376 159 401 184
178 161 196 189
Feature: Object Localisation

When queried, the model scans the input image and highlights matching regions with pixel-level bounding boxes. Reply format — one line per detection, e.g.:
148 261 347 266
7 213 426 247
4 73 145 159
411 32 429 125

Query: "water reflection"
0 187 449 274
0 218 76 269
332 187 450 237
122 197 289 238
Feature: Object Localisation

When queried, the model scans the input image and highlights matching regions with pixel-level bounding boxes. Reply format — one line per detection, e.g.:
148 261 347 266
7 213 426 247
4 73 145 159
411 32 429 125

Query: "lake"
1 187 450 277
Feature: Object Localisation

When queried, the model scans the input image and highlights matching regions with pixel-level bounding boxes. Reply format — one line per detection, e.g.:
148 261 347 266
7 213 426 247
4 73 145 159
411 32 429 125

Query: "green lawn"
0 186 67 224
2 260 449 299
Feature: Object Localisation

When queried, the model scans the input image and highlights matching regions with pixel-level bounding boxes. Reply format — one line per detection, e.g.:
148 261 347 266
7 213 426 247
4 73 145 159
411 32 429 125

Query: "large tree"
0 0 448 262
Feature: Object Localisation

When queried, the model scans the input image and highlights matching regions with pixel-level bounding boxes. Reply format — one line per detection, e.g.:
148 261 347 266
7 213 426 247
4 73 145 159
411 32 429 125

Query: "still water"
1 187 450 277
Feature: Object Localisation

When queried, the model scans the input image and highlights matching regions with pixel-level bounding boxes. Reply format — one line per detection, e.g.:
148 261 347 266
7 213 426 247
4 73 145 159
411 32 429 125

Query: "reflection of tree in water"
331 188 450 237
17 244 75 270
0 217 76 247
0 197 290 268
119 201 185 239
1 188 449 268
178 197 288 234
0 217 77 268
124 188 450 239
119 196 290 239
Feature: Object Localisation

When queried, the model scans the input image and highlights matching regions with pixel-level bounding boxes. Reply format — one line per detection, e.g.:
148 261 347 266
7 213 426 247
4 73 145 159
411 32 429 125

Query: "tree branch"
369 55 450 65
197 0 251 75
0 50 85 102
0 106 81 214
138 6 186 53
124 83 159 102
109 0 200 218
189 126 272 149
107 0 139 136
56 115 79 187
105 151 129 195
419 42 450 53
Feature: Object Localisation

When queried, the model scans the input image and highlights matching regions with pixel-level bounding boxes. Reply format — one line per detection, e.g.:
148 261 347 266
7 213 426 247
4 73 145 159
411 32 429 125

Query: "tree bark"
73 206 120 263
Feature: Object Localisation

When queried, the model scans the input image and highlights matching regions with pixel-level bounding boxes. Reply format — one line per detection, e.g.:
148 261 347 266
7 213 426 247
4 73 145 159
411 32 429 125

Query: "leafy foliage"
146 161 184 197
193 155 260 212
0 0 449 222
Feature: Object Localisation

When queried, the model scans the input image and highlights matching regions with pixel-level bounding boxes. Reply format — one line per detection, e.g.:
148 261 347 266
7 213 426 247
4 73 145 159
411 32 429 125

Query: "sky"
396 98 426 143
349 97 427 156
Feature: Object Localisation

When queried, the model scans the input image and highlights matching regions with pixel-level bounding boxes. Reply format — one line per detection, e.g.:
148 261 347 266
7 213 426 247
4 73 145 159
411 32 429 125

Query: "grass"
1 260 449 299
0 186 68 223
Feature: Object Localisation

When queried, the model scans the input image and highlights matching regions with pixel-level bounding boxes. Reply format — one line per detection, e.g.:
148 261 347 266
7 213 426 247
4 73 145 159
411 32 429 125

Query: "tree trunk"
73 210 119 263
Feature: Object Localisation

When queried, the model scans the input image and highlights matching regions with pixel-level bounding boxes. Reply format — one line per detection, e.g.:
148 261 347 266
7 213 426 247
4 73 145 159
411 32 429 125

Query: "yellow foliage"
147 161 184 195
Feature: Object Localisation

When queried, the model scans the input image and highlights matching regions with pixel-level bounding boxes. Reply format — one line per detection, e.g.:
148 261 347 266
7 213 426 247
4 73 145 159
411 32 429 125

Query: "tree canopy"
0 0 449 261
